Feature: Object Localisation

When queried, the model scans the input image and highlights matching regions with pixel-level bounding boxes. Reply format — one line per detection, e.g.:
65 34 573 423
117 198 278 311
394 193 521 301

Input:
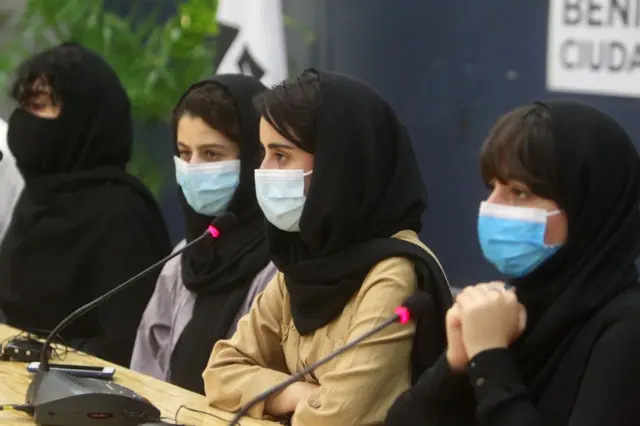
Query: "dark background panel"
107 0 640 284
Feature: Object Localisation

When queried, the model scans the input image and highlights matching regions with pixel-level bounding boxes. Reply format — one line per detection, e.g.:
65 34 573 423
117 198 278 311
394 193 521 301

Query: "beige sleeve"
292 257 417 426
202 273 291 418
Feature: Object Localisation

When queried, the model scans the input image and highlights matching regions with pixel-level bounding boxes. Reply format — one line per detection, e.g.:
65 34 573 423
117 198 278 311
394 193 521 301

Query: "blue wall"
312 0 640 286
108 0 640 284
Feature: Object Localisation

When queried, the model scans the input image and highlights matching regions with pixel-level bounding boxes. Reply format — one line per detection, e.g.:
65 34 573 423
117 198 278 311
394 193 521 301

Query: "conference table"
0 324 278 425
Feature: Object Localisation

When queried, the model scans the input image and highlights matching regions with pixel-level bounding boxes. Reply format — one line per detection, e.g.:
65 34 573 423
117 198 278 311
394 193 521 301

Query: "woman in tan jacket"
203 70 451 425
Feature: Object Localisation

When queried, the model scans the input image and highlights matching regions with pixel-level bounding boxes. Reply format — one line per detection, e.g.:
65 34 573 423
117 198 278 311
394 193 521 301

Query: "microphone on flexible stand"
38 212 237 372
25 213 238 426
227 292 433 426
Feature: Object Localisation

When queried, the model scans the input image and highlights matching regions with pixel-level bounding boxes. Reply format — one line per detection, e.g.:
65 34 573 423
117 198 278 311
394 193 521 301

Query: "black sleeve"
468 318 640 426
384 353 475 425
81 204 171 366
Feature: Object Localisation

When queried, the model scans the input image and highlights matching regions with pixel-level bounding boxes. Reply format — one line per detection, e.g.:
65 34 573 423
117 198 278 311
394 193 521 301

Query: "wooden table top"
0 324 277 426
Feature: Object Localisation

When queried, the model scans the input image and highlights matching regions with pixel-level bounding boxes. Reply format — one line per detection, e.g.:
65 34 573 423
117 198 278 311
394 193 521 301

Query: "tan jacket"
203 230 429 425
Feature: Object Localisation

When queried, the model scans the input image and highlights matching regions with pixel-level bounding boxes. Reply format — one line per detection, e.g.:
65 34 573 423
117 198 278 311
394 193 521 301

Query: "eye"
204 150 222 161
274 152 287 165
178 150 191 161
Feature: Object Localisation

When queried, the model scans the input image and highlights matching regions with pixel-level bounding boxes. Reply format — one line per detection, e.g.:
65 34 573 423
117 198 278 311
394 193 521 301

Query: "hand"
456 282 527 360
265 381 320 416
289 381 319 410
445 303 468 373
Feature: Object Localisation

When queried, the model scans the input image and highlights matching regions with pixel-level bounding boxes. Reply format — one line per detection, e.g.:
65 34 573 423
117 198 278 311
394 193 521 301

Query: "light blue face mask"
174 156 240 216
254 169 312 232
478 201 562 277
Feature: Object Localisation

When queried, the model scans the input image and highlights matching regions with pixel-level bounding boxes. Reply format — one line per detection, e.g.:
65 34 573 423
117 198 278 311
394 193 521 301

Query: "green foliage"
0 0 317 198
1 0 218 121
0 0 219 196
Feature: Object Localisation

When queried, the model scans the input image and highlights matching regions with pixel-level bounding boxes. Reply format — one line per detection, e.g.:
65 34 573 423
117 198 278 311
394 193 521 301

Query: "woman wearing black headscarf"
0 43 172 366
131 75 276 395
203 70 452 425
385 100 640 426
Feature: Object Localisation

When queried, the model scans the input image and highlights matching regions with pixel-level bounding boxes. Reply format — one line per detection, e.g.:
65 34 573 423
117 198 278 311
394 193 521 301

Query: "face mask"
478 201 562 277
254 169 312 232
175 156 240 216
7 108 60 177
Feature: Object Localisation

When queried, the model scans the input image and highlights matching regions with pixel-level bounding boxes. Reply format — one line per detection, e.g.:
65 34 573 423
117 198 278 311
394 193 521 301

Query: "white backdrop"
546 0 640 98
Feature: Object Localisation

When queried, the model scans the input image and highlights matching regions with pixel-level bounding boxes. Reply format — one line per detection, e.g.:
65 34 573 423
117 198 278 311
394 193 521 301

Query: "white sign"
547 0 640 98
215 0 288 87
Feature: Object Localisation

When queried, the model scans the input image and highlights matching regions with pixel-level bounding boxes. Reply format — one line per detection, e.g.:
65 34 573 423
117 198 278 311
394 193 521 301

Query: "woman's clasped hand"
446 282 527 372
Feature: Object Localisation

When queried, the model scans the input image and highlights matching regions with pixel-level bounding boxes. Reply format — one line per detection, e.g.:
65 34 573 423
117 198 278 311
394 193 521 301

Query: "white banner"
546 0 640 98
215 0 288 87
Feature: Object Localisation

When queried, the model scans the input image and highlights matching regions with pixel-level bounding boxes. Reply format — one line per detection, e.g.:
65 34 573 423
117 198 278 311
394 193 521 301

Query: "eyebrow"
505 179 530 188
177 142 228 150
265 142 295 150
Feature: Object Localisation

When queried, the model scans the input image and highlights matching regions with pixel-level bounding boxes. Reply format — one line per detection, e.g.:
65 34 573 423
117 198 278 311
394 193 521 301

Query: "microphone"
24 213 239 425
38 212 238 371
38 211 239 371
227 292 432 426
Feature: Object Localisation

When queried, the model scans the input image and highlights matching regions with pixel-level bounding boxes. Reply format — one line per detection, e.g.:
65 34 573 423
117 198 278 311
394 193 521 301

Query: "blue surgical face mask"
175 156 240 216
254 169 312 232
478 201 563 277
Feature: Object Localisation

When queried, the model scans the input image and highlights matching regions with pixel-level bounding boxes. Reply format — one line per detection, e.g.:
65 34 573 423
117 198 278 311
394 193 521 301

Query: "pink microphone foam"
207 225 220 238
394 306 411 324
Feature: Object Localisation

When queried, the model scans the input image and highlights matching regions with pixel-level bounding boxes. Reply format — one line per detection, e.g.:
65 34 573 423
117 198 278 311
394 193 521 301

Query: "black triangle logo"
214 22 239 69
237 47 265 79
215 22 266 80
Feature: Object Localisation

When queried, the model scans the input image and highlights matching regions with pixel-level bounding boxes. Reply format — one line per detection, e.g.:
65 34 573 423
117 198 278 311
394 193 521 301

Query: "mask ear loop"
542 209 563 249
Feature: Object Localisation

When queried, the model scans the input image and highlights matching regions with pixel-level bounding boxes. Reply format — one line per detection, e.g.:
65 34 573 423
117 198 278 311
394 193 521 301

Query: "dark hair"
253 70 321 153
10 42 83 108
172 81 242 144
480 104 560 201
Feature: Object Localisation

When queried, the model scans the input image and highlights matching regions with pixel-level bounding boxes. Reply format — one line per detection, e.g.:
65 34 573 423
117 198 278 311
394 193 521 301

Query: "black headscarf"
402 100 640 426
7 44 131 176
169 75 271 394
508 100 640 424
265 71 452 379
0 43 171 365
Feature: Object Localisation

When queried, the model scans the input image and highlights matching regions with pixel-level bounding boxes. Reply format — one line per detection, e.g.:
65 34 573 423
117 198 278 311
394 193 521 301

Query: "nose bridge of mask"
255 168 310 178
254 169 307 198
174 156 240 174
479 201 557 223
